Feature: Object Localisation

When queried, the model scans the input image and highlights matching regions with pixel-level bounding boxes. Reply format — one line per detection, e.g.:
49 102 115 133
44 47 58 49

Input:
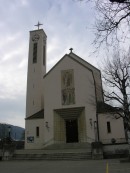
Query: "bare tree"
78 0 130 49
102 49 130 133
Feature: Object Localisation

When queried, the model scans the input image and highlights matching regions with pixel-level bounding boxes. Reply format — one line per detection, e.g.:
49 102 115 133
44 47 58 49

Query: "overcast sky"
0 0 104 128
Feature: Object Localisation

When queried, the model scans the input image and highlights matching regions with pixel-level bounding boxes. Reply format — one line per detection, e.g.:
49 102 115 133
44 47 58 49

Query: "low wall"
103 143 129 158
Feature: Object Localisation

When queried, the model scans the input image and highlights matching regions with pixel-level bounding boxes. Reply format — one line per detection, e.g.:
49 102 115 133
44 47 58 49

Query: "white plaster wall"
98 113 126 144
70 53 103 102
25 119 45 149
44 55 97 143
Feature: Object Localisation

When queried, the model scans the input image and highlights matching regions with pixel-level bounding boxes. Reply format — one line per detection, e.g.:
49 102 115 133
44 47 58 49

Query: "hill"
0 123 25 141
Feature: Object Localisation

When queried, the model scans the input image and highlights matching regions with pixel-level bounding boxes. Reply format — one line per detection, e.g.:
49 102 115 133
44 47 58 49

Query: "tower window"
107 121 111 133
33 43 37 63
43 45 46 65
36 127 39 137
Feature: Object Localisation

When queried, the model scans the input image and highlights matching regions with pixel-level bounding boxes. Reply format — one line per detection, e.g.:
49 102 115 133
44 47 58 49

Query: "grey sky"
0 0 103 128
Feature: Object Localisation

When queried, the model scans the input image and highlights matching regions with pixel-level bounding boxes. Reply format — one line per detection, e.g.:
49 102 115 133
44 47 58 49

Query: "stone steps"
43 142 91 150
13 151 92 160
13 143 92 160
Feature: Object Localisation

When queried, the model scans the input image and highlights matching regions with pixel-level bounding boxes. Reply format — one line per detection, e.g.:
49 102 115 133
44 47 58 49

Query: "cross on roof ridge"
69 48 73 53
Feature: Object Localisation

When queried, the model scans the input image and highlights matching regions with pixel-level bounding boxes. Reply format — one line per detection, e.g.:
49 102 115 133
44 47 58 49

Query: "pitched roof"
26 110 44 120
97 102 121 113
44 52 100 78
69 52 100 72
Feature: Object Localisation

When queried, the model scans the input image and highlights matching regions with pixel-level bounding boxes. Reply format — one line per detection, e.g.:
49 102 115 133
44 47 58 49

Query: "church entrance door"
65 119 78 143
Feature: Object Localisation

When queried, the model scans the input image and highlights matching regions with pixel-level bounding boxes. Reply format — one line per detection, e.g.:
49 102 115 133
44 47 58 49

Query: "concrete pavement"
0 159 130 173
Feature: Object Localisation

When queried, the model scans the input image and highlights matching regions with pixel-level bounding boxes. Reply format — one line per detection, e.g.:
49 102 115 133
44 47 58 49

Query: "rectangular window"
43 45 46 65
107 121 111 133
36 126 39 137
33 43 37 63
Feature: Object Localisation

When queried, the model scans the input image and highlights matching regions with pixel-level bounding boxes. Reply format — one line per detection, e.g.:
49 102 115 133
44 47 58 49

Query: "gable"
44 53 103 102
44 54 96 79
44 56 96 110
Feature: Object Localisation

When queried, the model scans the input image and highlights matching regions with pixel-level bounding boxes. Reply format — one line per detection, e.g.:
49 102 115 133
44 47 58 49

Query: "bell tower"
26 23 47 118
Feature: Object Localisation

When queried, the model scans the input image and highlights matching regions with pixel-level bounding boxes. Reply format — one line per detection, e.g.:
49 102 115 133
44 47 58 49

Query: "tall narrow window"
107 121 111 133
43 45 46 65
33 43 37 63
36 126 39 137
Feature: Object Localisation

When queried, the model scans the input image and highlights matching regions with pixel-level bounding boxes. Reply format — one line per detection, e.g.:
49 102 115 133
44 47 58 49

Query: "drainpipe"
91 71 99 142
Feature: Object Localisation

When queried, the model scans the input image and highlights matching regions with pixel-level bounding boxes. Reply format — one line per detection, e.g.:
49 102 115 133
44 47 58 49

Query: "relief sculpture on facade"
61 69 75 105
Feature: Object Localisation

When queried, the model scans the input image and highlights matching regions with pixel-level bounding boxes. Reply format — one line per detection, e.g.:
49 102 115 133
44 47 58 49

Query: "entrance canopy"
54 107 84 120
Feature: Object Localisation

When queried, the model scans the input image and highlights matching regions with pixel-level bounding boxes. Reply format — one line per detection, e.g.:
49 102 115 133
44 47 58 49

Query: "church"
25 26 126 150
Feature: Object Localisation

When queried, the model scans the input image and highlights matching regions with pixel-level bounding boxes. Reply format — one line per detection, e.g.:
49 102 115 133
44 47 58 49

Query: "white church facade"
25 28 126 150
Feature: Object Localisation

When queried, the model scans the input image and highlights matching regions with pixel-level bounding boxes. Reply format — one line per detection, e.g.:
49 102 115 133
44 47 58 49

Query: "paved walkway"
0 159 130 173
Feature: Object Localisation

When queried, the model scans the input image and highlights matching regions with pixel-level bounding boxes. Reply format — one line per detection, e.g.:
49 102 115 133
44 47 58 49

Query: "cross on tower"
34 21 43 30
